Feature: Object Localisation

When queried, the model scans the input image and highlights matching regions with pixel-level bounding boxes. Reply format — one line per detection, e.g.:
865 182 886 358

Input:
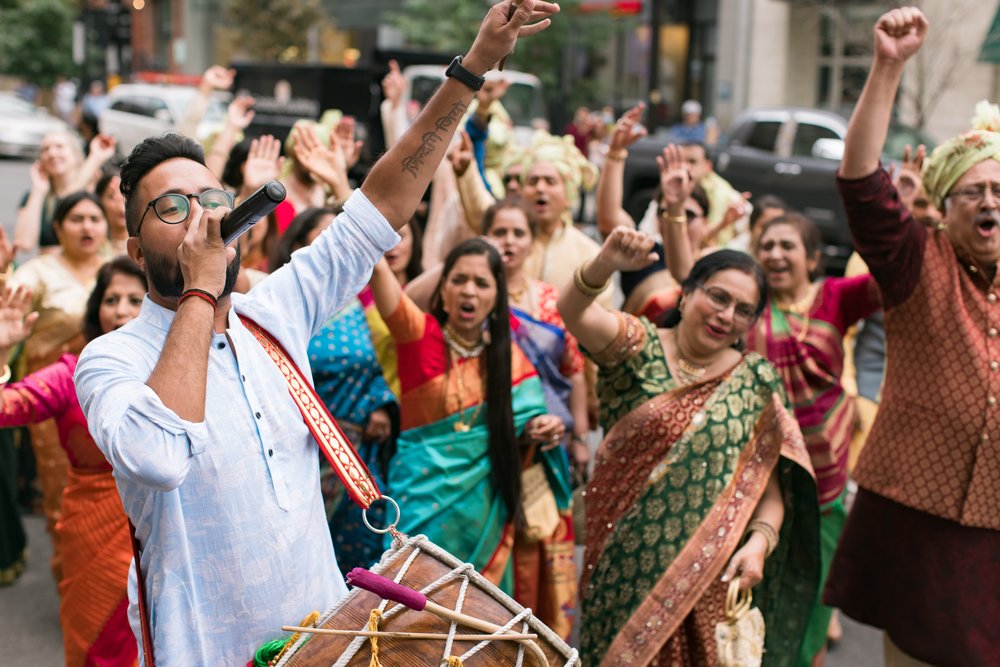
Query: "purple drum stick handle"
347 568 428 611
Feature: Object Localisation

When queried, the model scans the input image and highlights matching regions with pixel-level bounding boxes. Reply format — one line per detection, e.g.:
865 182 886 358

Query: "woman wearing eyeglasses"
659 140 881 665
559 226 820 666
7 191 109 584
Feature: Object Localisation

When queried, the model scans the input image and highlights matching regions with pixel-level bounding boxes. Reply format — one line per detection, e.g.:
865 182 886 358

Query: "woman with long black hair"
367 237 576 638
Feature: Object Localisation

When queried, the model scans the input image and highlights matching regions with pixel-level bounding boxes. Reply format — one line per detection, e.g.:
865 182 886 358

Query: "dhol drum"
272 534 580 666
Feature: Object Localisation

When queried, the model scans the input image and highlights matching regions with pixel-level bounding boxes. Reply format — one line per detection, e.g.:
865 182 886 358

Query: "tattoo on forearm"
401 101 468 178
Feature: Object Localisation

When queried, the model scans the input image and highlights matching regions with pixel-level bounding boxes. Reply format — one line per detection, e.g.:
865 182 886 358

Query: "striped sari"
384 294 576 637
746 275 879 663
0 354 136 667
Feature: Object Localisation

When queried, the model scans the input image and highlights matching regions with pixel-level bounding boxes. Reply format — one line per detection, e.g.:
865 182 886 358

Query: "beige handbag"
520 458 560 542
715 579 765 667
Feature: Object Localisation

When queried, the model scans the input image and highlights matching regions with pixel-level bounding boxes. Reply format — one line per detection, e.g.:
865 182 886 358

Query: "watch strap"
446 55 485 92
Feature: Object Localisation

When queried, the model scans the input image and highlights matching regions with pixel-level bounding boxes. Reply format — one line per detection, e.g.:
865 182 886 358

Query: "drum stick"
498 0 523 71
281 626 538 642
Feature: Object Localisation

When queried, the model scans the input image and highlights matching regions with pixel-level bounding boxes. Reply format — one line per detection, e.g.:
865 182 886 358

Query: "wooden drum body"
275 534 580 666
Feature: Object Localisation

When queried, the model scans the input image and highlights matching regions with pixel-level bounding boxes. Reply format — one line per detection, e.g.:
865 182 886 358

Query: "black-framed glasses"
696 284 757 325
136 189 234 235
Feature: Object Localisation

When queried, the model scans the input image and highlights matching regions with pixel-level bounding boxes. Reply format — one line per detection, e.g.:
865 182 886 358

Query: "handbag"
715 579 765 667
520 444 560 542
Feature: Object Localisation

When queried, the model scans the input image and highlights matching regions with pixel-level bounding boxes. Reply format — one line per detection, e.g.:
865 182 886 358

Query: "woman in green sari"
368 237 577 638
559 227 820 666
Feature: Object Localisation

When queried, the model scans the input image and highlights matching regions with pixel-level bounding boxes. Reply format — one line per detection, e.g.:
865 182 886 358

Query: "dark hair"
401 216 424 284
749 194 788 230
659 249 768 329
269 207 336 272
481 196 538 238
758 212 823 280
221 138 252 191
679 140 709 160
52 191 105 227
95 170 120 199
120 133 206 236
429 239 520 523
82 256 148 342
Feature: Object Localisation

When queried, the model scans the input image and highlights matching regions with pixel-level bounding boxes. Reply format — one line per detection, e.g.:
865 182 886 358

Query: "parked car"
0 93 69 159
100 83 228 158
621 107 935 275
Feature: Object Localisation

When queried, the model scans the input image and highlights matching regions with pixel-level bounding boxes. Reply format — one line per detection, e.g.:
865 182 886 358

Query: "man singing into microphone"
74 3 558 664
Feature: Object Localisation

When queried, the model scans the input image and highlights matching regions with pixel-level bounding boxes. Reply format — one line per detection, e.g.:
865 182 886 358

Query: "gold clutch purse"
520 462 560 542
715 579 765 667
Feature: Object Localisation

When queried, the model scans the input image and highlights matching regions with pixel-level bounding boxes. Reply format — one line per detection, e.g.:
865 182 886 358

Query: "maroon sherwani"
826 166 1000 666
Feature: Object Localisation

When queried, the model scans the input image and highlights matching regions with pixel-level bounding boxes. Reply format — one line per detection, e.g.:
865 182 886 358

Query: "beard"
143 243 241 299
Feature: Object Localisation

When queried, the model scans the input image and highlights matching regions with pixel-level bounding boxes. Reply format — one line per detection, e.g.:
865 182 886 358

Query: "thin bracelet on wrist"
746 519 779 557
0 364 11 385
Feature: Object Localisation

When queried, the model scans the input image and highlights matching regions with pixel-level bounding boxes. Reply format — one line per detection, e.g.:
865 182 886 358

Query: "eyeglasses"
697 284 758 325
948 184 1000 205
135 189 234 235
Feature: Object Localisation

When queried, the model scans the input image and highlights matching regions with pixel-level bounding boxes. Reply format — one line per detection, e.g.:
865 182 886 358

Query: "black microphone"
221 180 286 246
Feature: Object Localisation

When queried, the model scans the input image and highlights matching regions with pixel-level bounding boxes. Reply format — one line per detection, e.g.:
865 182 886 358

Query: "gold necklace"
673 330 711 387
776 283 817 343
443 324 485 359
508 277 529 305
447 350 484 432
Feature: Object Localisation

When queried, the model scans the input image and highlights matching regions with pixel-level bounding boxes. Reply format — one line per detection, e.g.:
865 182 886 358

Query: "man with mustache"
73 2 559 664
827 7 999 666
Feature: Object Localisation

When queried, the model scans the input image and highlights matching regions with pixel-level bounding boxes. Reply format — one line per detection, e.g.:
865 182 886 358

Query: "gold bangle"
607 148 628 161
574 263 610 297
0 364 11 385
746 519 779 557
661 212 687 225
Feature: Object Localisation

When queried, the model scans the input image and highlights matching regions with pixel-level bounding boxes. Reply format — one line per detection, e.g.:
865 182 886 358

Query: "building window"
815 5 883 116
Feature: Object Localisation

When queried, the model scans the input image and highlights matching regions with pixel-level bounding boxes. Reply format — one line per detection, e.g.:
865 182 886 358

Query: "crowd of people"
0 3 995 667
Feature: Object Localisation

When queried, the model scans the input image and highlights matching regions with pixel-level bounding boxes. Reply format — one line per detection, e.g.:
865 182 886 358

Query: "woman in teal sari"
559 227 820 666
368 238 577 638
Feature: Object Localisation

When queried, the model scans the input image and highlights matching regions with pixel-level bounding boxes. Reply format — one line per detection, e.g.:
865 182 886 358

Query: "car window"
109 98 137 114
138 97 170 119
792 123 840 157
744 121 781 151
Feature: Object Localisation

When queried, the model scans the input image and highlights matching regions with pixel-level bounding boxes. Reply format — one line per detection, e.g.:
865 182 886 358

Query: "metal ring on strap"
362 495 401 535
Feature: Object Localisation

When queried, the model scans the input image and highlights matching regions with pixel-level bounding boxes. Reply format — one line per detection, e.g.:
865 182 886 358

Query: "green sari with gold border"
580 314 820 666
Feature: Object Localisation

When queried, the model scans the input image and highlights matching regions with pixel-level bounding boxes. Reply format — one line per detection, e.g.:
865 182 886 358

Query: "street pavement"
0 156 885 665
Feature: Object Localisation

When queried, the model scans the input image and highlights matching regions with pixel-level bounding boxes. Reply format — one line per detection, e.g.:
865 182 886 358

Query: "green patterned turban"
922 101 1000 211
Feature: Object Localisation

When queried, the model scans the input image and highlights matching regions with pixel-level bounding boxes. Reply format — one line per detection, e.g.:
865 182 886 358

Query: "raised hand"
610 103 647 152
226 95 256 131
332 116 363 169
88 133 117 166
465 0 560 74
657 144 694 210
0 227 18 272
201 65 236 92
449 130 475 177
292 124 347 191
874 7 928 64
28 160 50 194
243 134 283 192
0 286 38 352
894 143 927 209
381 60 406 109
596 226 659 273
476 78 512 110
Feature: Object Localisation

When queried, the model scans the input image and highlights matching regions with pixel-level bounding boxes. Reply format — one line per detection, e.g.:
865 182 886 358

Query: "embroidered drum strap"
239 314 382 509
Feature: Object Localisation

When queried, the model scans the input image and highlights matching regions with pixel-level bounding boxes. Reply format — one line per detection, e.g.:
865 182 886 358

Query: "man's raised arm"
840 7 928 180
361 0 559 229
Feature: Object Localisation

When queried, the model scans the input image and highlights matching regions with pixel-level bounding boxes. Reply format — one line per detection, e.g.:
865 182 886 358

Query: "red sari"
0 354 136 667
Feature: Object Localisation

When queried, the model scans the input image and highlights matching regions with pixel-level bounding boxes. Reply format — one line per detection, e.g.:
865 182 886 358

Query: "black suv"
621 107 934 275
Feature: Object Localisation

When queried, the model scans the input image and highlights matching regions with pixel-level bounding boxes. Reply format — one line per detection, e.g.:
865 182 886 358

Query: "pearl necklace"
443 325 485 359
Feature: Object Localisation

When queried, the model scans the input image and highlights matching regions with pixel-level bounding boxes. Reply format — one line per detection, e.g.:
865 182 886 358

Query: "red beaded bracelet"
179 288 218 309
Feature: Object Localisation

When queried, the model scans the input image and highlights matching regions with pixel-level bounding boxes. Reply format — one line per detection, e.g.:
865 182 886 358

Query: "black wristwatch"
446 55 486 92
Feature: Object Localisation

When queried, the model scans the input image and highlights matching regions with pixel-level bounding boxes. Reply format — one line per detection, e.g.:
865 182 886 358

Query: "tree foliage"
0 0 76 87
223 0 329 62
393 0 621 110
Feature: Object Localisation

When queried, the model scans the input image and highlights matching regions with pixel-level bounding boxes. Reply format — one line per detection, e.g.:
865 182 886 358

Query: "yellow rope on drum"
367 609 384 667
443 657 464 667
272 611 320 665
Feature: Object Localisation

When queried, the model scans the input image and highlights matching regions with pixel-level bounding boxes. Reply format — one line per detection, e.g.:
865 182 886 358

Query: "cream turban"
515 132 598 221
922 101 1000 211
